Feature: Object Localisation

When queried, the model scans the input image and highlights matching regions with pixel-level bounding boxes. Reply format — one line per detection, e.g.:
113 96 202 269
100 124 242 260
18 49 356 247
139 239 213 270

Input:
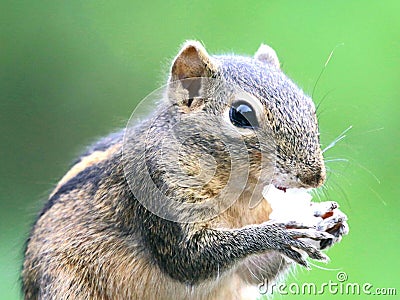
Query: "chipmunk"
22 41 348 300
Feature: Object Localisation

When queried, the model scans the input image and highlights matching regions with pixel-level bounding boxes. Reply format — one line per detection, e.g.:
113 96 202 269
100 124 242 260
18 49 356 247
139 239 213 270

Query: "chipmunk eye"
229 101 259 129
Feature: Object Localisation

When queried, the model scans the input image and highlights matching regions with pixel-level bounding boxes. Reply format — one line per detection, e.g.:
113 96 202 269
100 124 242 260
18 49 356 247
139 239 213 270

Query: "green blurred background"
1 1 399 299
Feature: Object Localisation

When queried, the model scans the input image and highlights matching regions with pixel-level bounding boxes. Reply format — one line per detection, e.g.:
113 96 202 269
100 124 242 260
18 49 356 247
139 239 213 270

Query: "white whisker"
312 43 344 100
322 125 353 153
325 158 349 163
326 179 352 208
324 43 345 68
367 187 387 206
308 261 342 271
311 186 327 203
350 159 381 185
354 127 385 135
246 260 261 282
249 257 265 273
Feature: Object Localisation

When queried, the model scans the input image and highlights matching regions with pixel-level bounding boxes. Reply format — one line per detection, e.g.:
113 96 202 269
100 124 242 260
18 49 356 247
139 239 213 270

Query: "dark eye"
229 101 259 128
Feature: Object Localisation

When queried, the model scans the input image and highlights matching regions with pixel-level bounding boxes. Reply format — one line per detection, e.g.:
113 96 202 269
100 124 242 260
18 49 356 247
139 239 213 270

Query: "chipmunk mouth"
271 178 304 192
275 186 287 193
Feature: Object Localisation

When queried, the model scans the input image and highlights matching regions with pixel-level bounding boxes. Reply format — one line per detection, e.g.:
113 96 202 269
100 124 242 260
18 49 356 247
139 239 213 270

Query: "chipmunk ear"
168 41 219 110
254 44 280 69
170 40 218 81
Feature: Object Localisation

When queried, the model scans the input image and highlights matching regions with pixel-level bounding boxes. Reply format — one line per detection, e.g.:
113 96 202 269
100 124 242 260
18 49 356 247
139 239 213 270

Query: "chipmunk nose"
297 164 326 188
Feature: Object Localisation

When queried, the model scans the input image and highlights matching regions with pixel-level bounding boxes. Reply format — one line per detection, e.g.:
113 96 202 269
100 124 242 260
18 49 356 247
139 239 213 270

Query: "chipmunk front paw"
271 201 349 251
312 201 349 249
262 223 331 267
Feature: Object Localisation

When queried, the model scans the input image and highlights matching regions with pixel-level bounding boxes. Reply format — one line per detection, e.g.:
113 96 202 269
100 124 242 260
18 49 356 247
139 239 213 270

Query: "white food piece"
262 184 321 227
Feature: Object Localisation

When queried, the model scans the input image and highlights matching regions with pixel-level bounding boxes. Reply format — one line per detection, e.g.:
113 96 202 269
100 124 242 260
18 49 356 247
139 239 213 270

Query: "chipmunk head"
168 40 325 193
